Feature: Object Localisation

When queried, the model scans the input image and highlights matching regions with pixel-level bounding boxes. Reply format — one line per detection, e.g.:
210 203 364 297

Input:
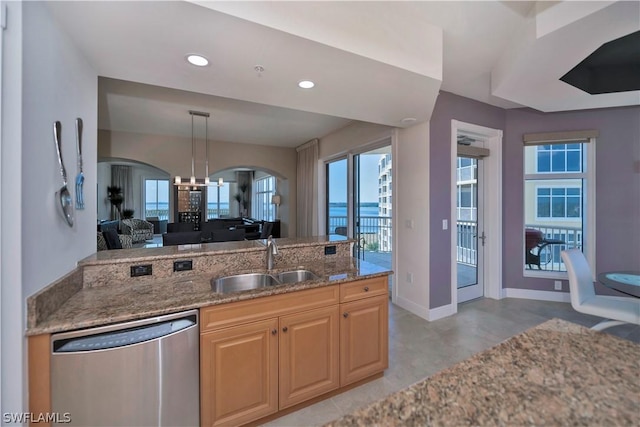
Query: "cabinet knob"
282 326 288 333
343 312 349 318
271 329 277 335
364 286 369 292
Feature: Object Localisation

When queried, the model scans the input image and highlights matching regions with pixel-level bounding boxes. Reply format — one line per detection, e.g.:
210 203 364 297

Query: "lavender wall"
429 92 506 308
504 106 640 294
429 93 639 309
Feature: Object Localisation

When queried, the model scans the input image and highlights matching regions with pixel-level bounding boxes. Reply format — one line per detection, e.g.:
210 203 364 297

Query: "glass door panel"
326 159 348 236
457 155 484 302
352 147 392 269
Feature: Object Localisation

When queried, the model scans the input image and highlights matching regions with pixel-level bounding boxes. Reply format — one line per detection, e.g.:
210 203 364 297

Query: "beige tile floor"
263 297 640 426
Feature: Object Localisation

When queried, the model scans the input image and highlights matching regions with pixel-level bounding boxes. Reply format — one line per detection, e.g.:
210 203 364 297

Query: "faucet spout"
266 235 278 271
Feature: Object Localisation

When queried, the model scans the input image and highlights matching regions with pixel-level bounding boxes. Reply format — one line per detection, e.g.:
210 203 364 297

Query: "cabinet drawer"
339 276 388 303
201 285 339 332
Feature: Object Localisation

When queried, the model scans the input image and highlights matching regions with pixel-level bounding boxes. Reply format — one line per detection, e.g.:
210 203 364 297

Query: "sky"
328 154 386 203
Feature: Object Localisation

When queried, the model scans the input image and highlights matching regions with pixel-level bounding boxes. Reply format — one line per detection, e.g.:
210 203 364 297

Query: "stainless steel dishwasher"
51 310 199 427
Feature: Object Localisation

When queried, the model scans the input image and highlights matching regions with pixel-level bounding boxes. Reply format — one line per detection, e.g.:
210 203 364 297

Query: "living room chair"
97 231 132 251
561 249 640 331
121 218 154 243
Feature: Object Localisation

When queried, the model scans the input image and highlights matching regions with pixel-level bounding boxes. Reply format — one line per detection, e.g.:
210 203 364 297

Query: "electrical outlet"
324 245 337 255
442 219 448 230
173 260 193 272
554 280 562 291
130 264 152 277
405 219 414 229
406 272 413 283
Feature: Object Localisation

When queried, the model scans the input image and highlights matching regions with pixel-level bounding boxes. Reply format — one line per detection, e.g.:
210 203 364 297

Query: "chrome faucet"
266 235 278 271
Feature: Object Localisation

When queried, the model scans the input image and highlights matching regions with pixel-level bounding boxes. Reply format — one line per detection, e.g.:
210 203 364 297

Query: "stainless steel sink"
212 269 321 294
276 269 320 284
211 273 279 294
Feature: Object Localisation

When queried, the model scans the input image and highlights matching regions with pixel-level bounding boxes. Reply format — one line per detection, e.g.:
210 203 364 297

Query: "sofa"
162 231 203 246
121 218 154 243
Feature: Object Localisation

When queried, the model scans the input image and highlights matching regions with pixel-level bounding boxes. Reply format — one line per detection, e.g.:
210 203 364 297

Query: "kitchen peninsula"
326 318 640 426
27 236 392 426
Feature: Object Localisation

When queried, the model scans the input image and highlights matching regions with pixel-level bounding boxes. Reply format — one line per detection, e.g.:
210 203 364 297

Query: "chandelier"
174 110 223 187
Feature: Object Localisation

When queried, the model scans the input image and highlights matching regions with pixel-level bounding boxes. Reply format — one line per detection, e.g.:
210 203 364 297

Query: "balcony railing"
524 224 582 272
144 209 169 220
328 215 392 253
455 220 582 272
457 221 477 266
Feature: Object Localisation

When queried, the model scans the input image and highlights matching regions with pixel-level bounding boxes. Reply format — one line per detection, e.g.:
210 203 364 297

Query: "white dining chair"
561 249 640 331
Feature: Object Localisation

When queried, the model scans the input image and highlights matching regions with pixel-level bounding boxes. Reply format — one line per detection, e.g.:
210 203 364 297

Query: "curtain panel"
111 165 133 213
296 139 319 237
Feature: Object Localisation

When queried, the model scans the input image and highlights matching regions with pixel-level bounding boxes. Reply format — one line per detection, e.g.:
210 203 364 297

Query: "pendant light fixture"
174 110 222 187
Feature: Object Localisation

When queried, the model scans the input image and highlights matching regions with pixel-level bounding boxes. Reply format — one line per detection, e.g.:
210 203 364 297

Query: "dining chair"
561 249 640 331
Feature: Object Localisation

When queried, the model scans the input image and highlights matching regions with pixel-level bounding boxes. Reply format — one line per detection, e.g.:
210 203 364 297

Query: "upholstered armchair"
97 232 133 251
121 218 154 243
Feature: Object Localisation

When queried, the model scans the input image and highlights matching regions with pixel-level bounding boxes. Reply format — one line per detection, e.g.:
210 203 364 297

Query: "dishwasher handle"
52 313 197 353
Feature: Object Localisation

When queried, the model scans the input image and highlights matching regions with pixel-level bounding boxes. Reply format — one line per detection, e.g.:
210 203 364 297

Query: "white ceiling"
47 1 639 148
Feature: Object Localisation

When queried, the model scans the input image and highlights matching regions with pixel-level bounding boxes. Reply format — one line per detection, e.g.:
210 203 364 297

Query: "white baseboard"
395 296 430 321
428 303 456 321
503 288 571 303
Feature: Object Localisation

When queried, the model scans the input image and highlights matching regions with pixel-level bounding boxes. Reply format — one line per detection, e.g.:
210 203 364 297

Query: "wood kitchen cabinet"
200 286 340 427
199 278 388 427
279 305 339 409
339 277 389 386
200 318 279 427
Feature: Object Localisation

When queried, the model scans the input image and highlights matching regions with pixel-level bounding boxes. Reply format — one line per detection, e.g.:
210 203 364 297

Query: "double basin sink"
212 269 320 294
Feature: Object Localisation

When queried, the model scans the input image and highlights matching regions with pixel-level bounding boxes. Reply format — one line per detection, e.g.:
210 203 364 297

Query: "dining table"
597 271 640 298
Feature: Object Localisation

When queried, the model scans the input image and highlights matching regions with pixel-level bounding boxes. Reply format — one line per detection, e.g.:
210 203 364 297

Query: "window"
524 134 596 275
207 183 230 219
145 179 169 220
254 176 276 221
536 185 581 219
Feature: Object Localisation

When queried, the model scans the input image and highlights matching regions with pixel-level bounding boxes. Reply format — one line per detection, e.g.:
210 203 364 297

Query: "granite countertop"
27 256 390 336
326 318 640 426
78 239 267 266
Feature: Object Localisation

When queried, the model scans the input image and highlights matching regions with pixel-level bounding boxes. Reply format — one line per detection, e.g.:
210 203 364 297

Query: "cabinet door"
340 294 388 386
279 305 340 409
200 318 278 427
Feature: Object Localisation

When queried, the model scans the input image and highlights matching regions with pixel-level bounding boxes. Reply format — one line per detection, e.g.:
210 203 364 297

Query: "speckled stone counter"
27 236 390 336
326 318 640 427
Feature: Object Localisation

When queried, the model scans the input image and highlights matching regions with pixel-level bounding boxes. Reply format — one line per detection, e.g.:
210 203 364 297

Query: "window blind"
523 130 599 145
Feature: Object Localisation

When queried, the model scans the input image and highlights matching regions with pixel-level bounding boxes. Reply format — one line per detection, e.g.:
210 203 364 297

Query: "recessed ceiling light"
186 54 209 67
401 117 417 124
298 80 315 89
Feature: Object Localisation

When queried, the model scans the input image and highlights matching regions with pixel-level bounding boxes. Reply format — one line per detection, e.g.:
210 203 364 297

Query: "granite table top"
326 318 640 427
27 256 390 336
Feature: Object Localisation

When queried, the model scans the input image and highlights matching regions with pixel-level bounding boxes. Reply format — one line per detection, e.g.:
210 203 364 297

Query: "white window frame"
207 183 230 219
534 143 583 174
144 178 170 220
524 138 596 279
253 176 276 221
534 184 582 222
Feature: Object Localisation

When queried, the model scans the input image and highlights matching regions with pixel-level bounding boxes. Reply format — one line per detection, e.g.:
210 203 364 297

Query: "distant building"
378 154 392 252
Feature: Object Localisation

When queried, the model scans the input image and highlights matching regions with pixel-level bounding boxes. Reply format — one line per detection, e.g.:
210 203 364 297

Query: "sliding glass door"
353 147 392 266
326 158 348 236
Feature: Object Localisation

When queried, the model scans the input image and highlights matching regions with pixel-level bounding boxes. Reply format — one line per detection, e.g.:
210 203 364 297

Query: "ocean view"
146 202 384 218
